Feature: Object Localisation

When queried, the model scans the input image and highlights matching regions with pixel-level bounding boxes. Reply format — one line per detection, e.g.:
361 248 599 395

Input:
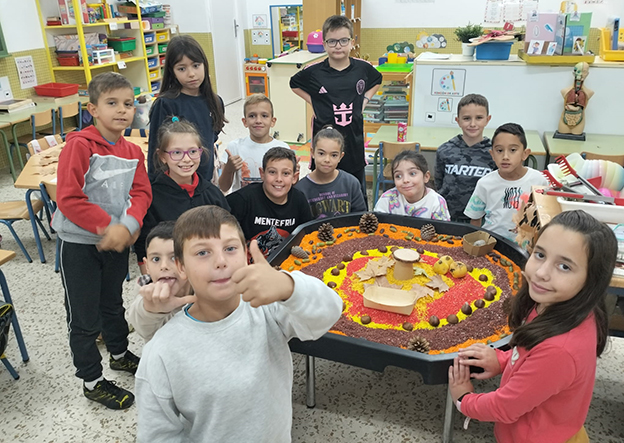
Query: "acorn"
361 315 372 325
447 314 459 324
474 299 486 309
461 302 473 316
429 315 440 327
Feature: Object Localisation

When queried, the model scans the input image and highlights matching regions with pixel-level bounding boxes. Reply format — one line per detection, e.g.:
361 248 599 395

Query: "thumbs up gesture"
225 149 243 171
231 240 294 308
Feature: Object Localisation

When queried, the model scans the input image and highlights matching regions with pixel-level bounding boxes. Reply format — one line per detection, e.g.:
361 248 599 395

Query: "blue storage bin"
147 57 158 68
475 41 513 60
144 33 155 44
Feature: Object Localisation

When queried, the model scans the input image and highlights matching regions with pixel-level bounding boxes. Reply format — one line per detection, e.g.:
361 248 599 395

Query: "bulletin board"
411 59 624 136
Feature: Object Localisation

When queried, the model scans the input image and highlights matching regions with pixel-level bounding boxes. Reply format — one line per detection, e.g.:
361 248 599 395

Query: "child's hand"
458 343 502 379
449 356 475 403
140 281 197 314
232 240 294 308
225 149 243 171
97 224 132 252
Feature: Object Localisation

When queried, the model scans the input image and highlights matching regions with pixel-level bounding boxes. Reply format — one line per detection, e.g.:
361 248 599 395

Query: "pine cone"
420 224 436 241
318 223 334 242
407 335 430 353
291 246 309 259
359 213 378 234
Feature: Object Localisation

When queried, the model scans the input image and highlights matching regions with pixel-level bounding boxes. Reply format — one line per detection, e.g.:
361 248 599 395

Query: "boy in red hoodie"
52 72 152 409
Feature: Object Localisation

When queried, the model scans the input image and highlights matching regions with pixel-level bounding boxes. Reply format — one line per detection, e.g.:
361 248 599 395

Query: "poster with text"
15 56 37 89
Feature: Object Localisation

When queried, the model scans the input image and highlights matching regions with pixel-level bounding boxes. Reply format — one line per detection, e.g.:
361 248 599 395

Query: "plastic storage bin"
148 58 158 68
156 31 168 42
144 33 155 44
57 53 80 66
475 41 513 60
108 37 136 52
34 83 80 97
149 70 160 79
158 43 168 54
145 45 155 56
599 28 624 61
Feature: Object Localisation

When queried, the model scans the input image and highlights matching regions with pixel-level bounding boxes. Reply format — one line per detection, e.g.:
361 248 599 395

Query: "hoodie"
52 126 152 245
135 171 230 260
434 135 495 221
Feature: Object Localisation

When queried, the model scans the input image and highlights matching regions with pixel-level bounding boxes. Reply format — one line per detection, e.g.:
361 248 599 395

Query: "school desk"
543 131 624 161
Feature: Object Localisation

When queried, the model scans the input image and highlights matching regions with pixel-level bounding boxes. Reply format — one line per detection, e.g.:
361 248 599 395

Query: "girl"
449 210 618 443
148 35 228 182
295 126 366 219
373 150 450 221
136 117 229 272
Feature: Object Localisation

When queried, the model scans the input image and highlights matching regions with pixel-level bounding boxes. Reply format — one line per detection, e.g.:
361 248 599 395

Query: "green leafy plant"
454 23 484 43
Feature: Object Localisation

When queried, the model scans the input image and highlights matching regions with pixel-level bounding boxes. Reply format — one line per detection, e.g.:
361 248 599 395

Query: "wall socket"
425 112 436 122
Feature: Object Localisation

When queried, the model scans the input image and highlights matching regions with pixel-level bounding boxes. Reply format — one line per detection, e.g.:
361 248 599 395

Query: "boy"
226 147 313 255
435 94 496 222
52 72 152 409
127 221 196 341
464 123 548 242
218 94 289 193
135 205 342 442
290 14 382 202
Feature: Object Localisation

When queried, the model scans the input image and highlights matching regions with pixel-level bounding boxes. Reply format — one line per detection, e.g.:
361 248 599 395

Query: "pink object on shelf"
397 122 407 142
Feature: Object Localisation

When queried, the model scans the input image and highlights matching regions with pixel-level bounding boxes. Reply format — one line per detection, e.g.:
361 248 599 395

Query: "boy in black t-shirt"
226 147 312 256
290 15 382 202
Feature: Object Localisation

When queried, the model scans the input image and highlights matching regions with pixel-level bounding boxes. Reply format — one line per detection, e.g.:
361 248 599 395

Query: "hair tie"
172 116 179 122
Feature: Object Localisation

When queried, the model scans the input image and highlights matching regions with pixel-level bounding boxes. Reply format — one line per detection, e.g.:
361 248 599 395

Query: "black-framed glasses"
164 148 203 161
324 38 351 48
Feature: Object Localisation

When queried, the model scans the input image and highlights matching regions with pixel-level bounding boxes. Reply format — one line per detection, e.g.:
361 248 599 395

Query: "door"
208 0 244 105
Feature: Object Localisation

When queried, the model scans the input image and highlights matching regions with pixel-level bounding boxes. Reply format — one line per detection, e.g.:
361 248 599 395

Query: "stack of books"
363 95 384 124
0 99 35 114
381 81 409 124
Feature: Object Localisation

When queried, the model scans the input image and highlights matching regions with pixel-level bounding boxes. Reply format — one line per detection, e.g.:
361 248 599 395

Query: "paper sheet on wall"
485 0 503 23
15 56 37 89
522 0 540 18
503 1 522 22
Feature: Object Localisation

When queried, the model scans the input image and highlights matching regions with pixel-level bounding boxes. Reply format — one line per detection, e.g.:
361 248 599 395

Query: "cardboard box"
462 231 497 256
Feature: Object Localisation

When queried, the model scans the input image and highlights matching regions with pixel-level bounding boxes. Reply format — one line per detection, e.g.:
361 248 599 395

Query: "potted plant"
455 23 483 56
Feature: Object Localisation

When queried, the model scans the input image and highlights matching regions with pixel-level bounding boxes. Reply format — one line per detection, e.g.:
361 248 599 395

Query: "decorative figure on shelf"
555 62 593 141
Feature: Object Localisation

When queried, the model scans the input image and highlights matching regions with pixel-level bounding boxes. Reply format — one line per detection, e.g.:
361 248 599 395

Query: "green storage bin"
145 45 155 56
143 11 166 18
108 37 136 52
158 43 168 54
151 23 164 29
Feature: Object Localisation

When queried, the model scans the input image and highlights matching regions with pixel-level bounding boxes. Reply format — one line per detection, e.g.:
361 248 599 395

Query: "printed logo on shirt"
356 79 365 95
503 186 522 210
444 164 492 177
254 216 296 228
319 86 328 94
333 103 353 127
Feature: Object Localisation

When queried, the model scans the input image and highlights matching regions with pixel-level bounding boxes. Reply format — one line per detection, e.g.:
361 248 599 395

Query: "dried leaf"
374 276 402 289
355 266 375 281
413 267 430 278
409 284 434 300
425 275 450 292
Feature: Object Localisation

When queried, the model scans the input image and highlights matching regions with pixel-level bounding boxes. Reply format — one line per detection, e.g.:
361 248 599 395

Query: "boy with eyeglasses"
290 15 382 203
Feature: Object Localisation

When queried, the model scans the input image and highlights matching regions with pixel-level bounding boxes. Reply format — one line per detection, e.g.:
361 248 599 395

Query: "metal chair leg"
0 270 29 362
25 190 45 263
1 355 19 379
0 221 33 263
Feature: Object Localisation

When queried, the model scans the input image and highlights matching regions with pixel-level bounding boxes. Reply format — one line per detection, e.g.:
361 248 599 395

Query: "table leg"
0 128 17 182
25 189 46 263
0 270 29 362
443 384 455 443
11 124 25 169
305 355 316 408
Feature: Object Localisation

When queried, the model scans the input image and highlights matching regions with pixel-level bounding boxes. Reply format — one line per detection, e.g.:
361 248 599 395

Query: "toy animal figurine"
556 62 594 139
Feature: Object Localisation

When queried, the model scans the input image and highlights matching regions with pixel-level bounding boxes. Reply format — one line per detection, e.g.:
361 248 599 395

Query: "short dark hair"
509 210 617 357
145 220 176 252
492 122 527 150
313 125 344 153
457 93 489 115
391 150 429 177
88 72 133 105
262 146 296 171
154 117 204 172
173 206 245 264
322 15 353 39
243 93 274 117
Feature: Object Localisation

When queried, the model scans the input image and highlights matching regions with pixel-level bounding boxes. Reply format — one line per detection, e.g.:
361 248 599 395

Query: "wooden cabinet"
302 0 362 58
364 70 413 134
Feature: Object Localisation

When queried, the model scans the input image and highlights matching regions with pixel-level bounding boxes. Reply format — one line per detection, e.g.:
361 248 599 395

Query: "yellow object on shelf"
387 53 398 63
518 50 595 64
599 28 624 62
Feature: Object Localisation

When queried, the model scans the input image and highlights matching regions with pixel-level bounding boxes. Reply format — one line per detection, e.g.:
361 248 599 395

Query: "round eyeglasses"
324 38 351 48
164 148 203 161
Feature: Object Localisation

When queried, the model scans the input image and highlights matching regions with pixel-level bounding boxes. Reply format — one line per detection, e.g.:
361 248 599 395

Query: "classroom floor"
0 100 623 443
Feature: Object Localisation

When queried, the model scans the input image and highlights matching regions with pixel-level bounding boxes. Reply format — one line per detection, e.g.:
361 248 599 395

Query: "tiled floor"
0 100 623 442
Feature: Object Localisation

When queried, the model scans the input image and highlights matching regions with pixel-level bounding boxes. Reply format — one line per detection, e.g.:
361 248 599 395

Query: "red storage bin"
34 82 80 97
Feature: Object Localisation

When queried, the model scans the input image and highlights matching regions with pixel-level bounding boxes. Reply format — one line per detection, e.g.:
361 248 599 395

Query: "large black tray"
269 213 528 385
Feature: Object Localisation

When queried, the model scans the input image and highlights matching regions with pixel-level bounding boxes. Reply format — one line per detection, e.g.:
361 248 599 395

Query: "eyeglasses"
164 148 203 161
324 38 351 48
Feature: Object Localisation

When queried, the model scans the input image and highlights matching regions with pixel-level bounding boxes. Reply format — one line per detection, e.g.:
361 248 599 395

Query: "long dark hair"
153 35 227 132
509 210 617 357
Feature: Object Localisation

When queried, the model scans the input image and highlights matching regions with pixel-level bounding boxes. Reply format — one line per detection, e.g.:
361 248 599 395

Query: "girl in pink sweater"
449 210 618 443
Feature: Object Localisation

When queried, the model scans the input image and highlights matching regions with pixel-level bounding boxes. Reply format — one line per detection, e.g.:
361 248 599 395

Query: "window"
0 21 8 58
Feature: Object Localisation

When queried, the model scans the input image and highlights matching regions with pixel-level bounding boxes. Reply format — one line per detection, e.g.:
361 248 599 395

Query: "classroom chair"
373 141 420 206
123 128 149 137
0 197 50 263
581 152 624 166
26 134 63 157
0 249 30 380
13 109 57 168
42 102 81 140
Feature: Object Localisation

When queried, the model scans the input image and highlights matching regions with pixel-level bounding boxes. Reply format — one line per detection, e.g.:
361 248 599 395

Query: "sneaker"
109 350 140 375
83 378 134 410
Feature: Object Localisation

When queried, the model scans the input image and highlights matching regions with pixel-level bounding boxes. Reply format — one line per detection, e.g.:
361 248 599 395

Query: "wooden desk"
543 131 624 159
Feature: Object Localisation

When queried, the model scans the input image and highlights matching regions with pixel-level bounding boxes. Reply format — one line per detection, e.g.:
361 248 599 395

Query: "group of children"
49 12 618 443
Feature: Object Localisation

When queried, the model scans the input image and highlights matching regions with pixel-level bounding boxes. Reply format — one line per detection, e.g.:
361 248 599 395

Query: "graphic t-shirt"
295 170 367 219
374 187 450 221
464 168 548 241
290 58 382 174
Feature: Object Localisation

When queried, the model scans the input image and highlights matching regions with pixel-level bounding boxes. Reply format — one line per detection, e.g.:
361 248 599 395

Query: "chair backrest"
59 102 80 119
123 128 149 137
31 109 54 127
27 134 63 156
41 180 57 202
581 151 624 166
380 141 420 160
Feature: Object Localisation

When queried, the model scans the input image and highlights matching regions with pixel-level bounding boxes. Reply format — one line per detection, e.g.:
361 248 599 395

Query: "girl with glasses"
135 117 230 273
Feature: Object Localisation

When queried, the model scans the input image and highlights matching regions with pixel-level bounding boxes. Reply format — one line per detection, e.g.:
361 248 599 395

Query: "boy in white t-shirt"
218 94 289 193
464 123 547 242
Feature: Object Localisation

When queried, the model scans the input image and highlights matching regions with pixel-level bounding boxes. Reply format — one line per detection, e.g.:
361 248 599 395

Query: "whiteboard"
412 57 624 136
